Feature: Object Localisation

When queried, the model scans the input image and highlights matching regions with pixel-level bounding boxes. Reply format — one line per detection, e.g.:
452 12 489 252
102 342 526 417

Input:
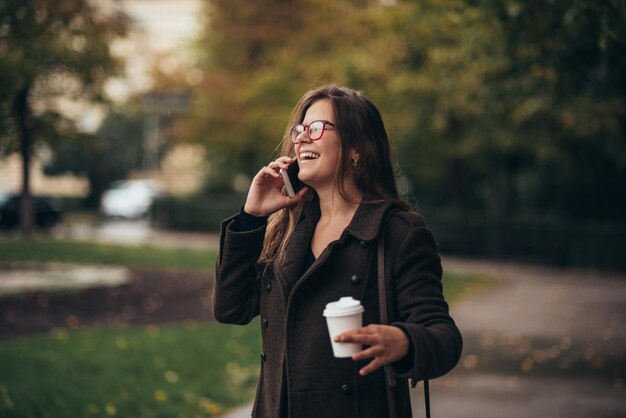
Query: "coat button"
350 275 361 285
260 352 266 362
341 384 352 394
262 318 269 328
266 282 272 292
360 240 368 248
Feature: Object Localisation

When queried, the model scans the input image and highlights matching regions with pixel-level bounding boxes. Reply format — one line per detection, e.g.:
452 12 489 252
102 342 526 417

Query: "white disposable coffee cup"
323 296 365 358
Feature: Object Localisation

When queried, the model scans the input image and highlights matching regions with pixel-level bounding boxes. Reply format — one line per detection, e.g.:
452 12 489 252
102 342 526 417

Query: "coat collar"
276 194 397 290
302 193 396 242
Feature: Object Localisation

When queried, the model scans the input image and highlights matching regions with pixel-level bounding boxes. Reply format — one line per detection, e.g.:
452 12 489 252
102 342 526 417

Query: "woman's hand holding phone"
244 156 308 217
280 159 305 197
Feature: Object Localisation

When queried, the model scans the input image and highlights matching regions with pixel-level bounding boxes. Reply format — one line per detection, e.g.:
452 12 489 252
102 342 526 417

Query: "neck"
315 180 362 220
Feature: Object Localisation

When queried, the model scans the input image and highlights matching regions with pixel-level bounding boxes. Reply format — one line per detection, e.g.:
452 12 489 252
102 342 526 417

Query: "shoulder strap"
377 233 398 418
378 219 431 418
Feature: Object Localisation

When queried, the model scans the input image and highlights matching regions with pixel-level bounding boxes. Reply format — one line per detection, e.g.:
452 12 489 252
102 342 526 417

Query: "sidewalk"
53 218 219 250
221 258 626 418
419 258 626 418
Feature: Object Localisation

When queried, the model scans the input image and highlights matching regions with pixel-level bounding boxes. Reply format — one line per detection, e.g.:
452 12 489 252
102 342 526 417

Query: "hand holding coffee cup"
323 297 364 358
334 323 411 376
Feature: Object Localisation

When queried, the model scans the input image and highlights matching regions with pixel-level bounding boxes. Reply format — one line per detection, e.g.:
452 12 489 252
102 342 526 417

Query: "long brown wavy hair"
259 85 408 266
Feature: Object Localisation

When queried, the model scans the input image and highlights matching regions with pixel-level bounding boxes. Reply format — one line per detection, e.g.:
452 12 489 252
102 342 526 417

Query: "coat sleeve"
387 214 463 382
213 214 265 325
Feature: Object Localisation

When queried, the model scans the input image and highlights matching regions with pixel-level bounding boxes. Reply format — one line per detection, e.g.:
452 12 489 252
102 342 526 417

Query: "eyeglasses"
290 120 336 143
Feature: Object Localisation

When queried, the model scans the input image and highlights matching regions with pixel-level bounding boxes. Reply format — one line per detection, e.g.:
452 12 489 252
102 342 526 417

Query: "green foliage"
0 239 216 272
443 272 496 305
184 0 626 221
474 0 626 220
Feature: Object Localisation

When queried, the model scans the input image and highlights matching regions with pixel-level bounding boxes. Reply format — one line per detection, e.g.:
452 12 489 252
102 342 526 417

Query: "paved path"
221 258 626 418
53 218 219 250
417 258 626 418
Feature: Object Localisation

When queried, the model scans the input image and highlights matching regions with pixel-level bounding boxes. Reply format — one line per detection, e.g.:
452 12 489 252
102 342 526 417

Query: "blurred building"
0 154 89 197
112 0 206 196
106 0 204 101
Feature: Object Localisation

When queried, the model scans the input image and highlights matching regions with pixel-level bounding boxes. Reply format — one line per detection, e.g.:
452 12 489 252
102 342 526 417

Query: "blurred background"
1 0 624 269
0 1 625 417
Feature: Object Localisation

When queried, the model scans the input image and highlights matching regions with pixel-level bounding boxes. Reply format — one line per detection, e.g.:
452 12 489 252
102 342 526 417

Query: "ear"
351 152 360 169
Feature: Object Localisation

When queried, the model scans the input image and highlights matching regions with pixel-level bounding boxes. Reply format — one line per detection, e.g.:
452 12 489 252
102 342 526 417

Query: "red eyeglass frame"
290 120 336 143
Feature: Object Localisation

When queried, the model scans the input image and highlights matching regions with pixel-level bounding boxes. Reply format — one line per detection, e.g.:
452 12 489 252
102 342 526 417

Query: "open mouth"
300 151 320 160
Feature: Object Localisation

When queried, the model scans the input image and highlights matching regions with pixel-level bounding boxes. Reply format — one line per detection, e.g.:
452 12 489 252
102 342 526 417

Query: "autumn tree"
0 0 127 233
185 1 401 189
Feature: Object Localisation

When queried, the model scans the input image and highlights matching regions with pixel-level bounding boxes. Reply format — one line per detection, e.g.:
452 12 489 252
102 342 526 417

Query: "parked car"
100 180 163 219
0 190 9 207
0 193 63 229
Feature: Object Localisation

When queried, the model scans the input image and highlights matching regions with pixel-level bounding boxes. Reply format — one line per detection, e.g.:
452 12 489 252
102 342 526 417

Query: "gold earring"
352 156 358 168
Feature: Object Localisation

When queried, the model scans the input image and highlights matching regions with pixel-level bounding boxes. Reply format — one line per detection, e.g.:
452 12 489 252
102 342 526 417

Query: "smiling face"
277 85 398 206
294 99 344 192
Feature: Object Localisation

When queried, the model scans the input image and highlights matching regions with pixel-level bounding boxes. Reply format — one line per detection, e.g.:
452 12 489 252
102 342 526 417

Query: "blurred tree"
183 0 409 190
483 0 626 221
367 0 511 216
371 0 626 222
184 0 505 202
0 0 127 233
180 0 305 191
183 0 625 222
43 108 144 208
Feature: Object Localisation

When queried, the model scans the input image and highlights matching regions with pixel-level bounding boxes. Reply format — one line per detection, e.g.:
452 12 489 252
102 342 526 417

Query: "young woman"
214 85 462 418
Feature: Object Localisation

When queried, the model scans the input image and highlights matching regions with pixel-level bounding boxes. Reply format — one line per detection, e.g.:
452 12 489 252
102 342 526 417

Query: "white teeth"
300 152 320 160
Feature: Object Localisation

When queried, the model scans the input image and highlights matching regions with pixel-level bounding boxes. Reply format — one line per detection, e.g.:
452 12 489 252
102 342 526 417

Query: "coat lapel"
275 197 320 290
274 195 397 291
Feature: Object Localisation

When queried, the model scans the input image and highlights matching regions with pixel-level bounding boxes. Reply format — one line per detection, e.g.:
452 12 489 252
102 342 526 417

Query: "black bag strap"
378 222 431 418
377 233 398 418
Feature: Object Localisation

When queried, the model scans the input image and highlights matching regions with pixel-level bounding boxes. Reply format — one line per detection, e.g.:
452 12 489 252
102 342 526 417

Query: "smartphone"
280 160 305 197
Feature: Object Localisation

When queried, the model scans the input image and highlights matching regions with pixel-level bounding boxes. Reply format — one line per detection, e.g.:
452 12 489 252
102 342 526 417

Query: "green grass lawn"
0 238 217 272
0 322 261 418
0 238 493 417
443 272 494 305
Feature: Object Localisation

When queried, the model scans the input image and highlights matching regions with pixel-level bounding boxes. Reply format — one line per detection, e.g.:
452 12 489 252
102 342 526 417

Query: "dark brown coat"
214 198 462 418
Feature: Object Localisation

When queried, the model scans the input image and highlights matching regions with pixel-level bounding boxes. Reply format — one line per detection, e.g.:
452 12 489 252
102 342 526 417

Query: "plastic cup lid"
323 296 364 317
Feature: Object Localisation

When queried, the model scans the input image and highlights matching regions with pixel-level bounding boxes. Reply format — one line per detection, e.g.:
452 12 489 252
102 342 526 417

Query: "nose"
295 129 312 144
